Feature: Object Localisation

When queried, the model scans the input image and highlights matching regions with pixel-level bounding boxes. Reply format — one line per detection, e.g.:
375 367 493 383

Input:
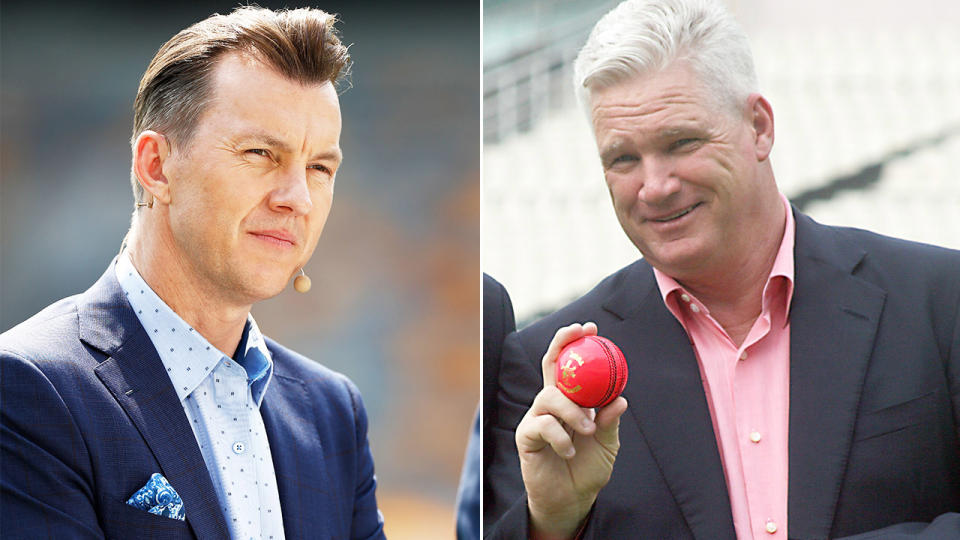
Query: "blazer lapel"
603 262 736 539
787 212 886 539
260 365 331 540
80 265 231 540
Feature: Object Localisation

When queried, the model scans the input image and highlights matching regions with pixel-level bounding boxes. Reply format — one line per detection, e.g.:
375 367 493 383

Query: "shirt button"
740 351 748 361
750 431 762 443
765 520 778 533
233 441 245 454
680 293 691 302
690 304 701 313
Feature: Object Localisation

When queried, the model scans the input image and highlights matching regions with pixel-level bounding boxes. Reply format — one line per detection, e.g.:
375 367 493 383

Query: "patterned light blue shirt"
116 254 285 540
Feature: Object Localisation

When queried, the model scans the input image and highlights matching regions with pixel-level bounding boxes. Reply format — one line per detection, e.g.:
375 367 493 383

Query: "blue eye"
246 149 270 158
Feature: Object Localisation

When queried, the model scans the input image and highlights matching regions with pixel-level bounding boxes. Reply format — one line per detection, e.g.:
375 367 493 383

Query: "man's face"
162 52 342 303
591 62 773 280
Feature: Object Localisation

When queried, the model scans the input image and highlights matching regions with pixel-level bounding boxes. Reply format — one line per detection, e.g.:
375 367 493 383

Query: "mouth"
649 203 701 223
249 230 297 248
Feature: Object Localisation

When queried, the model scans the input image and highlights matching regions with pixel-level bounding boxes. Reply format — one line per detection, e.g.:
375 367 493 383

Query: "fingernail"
564 448 576 458
581 419 593 430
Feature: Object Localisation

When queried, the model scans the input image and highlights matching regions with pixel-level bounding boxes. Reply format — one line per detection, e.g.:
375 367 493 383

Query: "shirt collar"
653 193 796 326
115 252 274 405
764 193 796 319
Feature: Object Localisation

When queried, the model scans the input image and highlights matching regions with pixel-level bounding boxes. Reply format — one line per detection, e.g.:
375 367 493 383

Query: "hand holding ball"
555 335 628 408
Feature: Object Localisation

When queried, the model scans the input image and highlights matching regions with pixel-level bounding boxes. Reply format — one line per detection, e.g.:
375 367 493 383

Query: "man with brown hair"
1 6 384 539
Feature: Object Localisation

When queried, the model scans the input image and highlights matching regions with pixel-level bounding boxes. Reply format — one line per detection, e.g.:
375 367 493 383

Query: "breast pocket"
853 390 938 442
100 498 195 539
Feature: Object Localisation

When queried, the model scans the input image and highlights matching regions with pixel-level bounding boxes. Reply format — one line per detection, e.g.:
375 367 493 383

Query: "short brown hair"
130 5 350 205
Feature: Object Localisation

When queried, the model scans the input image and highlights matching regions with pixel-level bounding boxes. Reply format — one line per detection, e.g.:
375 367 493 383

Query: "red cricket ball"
555 335 628 408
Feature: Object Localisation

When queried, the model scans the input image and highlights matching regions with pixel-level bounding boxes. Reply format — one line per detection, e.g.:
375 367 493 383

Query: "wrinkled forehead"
589 63 708 115
587 61 745 132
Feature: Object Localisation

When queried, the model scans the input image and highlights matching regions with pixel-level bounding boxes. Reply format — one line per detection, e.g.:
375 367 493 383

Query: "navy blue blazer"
1 264 385 539
485 210 960 539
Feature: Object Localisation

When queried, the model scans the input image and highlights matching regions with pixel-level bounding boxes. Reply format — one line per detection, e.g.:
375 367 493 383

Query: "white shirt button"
233 441 246 454
750 431 762 443
690 304 701 313
740 351 748 361
765 520 778 533
680 293 691 302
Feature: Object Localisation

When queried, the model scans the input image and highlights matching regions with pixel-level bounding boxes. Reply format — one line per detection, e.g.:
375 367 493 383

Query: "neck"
125 218 250 356
677 195 787 346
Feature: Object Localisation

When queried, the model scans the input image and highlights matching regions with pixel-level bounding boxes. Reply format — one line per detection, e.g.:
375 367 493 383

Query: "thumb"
593 396 627 447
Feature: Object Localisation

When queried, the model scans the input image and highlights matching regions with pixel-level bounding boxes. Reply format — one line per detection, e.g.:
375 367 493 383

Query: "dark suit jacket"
481 275 517 526
485 210 960 539
1 264 385 540
457 274 518 540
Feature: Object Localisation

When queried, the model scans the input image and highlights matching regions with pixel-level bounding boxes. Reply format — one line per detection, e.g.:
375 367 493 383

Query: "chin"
638 241 709 276
231 270 292 303
255 281 289 301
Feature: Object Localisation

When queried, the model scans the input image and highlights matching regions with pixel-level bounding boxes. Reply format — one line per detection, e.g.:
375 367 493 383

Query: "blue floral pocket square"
126 473 185 521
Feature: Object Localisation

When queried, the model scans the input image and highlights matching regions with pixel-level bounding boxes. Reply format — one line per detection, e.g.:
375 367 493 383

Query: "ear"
747 94 774 161
133 130 173 205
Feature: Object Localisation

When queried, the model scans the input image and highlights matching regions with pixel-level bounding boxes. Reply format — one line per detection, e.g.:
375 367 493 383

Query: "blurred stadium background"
483 0 960 325
1 1 478 537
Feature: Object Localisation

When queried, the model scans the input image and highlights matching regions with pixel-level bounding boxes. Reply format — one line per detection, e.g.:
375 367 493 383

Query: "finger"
541 323 586 387
529 386 596 436
515 411 549 453
593 396 628 447
517 414 578 459
541 322 598 387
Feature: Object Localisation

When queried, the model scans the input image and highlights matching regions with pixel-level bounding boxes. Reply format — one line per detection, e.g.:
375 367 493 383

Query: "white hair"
573 0 758 114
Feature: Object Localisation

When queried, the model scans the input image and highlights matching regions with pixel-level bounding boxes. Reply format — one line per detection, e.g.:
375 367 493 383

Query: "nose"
268 165 313 216
636 157 681 205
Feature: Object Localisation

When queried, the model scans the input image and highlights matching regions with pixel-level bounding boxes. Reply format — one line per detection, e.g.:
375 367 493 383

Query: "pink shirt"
653 195 795 539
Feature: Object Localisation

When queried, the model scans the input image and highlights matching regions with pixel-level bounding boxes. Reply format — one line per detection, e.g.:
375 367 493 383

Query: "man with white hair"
485 0 960 538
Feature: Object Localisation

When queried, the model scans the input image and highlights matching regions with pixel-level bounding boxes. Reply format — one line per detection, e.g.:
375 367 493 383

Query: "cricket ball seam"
592 336 617 407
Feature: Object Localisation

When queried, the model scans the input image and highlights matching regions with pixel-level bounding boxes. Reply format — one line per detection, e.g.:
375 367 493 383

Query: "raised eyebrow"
237 131 293 153
658 127 701 141
311 148 343 164
660 127 684 139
